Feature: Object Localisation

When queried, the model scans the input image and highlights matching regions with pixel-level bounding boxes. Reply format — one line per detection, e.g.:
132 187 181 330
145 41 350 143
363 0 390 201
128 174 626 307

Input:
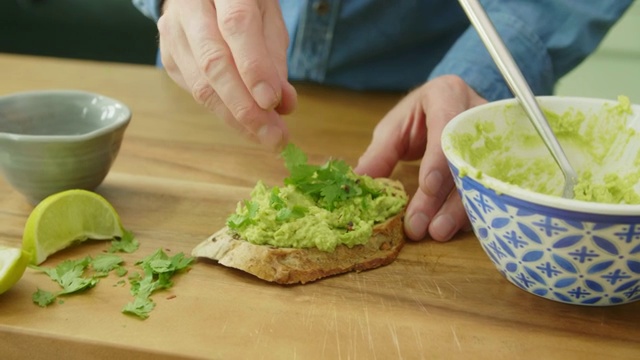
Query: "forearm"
430 0 633 101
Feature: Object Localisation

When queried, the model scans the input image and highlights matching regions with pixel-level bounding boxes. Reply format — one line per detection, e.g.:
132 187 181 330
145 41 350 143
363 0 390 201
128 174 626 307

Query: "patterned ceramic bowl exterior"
442 97 640 306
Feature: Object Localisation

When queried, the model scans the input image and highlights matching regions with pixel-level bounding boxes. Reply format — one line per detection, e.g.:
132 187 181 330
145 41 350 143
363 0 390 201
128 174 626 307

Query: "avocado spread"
450 95 640 204
226 145 407 252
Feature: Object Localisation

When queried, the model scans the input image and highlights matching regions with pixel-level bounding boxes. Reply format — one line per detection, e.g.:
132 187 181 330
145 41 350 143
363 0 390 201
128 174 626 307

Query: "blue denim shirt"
133 0 631 101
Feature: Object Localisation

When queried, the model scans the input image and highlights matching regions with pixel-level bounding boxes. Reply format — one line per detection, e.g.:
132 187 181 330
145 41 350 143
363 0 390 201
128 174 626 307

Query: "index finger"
215 0 284 110
180 1 286 148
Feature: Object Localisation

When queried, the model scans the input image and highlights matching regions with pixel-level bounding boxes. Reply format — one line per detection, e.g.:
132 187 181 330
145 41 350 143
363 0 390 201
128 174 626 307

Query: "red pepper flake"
346 221 354 232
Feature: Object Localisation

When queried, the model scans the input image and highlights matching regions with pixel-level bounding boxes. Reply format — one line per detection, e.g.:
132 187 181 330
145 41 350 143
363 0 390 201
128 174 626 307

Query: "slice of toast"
192 179 407 284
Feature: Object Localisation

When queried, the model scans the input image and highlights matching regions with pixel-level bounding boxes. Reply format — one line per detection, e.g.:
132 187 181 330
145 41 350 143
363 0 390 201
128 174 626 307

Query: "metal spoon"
458 0 577 199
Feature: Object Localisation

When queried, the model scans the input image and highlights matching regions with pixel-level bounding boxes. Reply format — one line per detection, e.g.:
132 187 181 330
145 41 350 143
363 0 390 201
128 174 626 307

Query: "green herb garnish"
122 249 193 320
281 144 380 210
108 229 139 253
31 230 193 320
30 255 112 305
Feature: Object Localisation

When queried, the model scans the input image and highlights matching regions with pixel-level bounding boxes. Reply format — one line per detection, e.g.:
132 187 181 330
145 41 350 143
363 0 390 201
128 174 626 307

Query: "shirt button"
312 0 331 15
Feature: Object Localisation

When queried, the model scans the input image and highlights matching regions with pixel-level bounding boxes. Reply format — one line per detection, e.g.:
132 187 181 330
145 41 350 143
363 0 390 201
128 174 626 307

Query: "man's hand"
157 0 296 150
355 75 487 242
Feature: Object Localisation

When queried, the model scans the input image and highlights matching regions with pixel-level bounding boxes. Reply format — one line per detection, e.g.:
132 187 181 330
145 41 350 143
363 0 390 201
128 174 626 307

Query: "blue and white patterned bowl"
442 96 640 306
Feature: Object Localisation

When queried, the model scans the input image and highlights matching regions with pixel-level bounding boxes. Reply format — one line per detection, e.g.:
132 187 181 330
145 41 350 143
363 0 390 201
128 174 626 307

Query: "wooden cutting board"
0 53 638 359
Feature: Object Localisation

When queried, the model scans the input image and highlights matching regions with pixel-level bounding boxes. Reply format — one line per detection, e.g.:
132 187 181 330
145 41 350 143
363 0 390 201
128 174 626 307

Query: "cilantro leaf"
269 187 286 210
122 296 156 320
109 229 139 253
227 200 259 230
281 143 308 169
276 205 308 222
30 256 99 301
32 289 56 307
124 249 194 319
92 254 124 274
281 144 380 210
57 276 99 295
115 266 128 277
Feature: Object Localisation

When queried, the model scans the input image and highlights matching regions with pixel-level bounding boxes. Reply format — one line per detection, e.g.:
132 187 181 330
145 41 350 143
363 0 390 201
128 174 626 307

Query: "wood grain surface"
0 53 638 360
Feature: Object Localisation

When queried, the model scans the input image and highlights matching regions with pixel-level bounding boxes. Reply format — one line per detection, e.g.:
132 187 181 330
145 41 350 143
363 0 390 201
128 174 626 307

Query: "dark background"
0 0 159 65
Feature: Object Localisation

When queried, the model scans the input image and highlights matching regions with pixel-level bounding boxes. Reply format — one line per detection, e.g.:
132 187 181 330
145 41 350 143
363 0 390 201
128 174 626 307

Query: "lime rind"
21 189 125 265
0 246 30 294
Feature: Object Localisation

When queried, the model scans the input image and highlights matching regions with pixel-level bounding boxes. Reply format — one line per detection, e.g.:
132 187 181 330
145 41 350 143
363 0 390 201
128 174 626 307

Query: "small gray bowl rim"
0 89 132 143
442 96 640 217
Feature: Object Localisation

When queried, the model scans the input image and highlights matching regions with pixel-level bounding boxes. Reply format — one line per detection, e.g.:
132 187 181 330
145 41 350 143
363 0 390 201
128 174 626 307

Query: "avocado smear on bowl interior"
226 144 407 252
450 95 640 204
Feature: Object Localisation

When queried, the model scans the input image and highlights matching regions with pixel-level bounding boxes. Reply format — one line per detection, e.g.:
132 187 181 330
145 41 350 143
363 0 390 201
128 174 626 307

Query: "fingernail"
406 212 429 240
424 171 443 196
252 82 279 110
258 124 284 149
430 214 457 241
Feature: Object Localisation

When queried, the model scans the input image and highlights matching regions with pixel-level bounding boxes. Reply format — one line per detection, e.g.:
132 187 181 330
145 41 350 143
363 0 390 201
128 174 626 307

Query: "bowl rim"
0 89 132 143
441 95 640 216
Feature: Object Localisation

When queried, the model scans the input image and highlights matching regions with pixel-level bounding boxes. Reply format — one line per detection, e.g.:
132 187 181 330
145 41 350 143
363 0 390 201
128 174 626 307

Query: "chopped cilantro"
92 254 125 275
30 256 100 305
108 229 139 253
123 249 194 320
269 187 286 210
30 230 193 320
115 266 128 277
122 297 156 320
281 143 380 210
275 205 308 222
227 200 260 230
32 289 56 307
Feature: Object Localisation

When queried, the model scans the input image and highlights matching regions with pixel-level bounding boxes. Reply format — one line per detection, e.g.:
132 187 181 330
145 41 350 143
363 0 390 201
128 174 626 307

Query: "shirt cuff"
428 10 554 101
132 0 163 22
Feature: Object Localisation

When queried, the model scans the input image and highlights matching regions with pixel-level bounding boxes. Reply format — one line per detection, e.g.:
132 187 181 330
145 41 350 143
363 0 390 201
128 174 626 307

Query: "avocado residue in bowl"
226 144 407 252
450 96 640 204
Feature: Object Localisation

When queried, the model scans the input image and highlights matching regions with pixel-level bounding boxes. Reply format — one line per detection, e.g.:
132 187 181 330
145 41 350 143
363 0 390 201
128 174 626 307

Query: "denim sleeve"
429 0 633 101
132 0 162 21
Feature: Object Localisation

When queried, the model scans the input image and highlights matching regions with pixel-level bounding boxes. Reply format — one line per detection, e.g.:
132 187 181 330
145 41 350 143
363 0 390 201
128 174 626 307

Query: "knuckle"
237 57 262 73
198 46 229 78
191 82 216 107
442 74 468 92
156 16 171 36
232 104 260 129
160 54 177 73
219 5 255 37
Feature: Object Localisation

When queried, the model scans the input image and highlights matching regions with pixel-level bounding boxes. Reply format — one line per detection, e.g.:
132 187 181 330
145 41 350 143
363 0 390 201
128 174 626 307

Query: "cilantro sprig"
108 229 139 253
122 249 193 319
226 144 381 231
227 200 260 230
30 254 124 307
282 144 380 210
30 231 194 320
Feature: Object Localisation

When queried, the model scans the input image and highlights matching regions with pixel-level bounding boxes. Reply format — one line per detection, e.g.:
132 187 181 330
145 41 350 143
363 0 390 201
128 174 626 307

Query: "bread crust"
191 178 406 284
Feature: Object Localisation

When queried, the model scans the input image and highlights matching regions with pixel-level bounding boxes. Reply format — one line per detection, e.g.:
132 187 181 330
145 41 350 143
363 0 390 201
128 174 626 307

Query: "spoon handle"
458 0 577 198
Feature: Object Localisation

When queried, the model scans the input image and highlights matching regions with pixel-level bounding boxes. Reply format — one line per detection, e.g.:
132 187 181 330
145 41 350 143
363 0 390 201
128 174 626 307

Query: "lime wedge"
22 189 125 265
0 245 29 294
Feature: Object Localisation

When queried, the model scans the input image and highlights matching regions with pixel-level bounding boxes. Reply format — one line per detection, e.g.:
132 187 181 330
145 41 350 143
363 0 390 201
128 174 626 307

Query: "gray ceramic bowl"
0 90 131 204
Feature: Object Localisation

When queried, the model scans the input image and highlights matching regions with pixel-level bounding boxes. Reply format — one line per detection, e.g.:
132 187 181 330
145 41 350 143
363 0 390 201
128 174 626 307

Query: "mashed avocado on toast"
192 144 409 284
226 144 407 252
